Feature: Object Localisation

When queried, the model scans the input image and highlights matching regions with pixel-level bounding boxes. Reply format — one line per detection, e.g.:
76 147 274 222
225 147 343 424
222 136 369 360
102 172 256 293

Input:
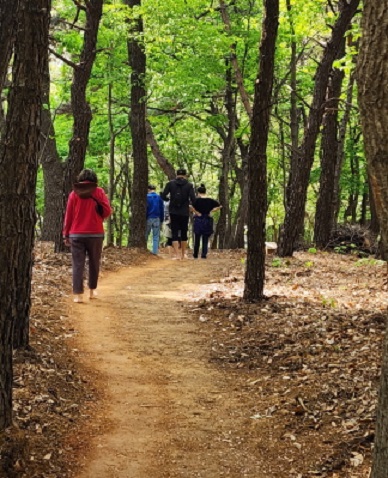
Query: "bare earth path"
70 256 265 478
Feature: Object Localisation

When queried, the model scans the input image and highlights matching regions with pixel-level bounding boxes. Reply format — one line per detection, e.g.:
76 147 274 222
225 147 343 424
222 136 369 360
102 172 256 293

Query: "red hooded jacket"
63 182 112 237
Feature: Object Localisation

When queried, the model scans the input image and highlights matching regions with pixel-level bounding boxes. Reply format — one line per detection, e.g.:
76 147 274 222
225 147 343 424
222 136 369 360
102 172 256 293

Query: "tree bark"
219 0 252 120
0 0 18 92
358 1 388 475
278 0 360 257
0 0 19 136
40 49 65 241
314 42 345 247
0 0 50 427
333 72 355 223
231 139 249 249
145 120 175 180
126 0 148 248
217 62 235 249
243 0 279 302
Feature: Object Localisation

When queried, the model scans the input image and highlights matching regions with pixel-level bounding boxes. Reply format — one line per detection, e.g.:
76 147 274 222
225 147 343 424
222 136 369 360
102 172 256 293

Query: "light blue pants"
146 218 161 254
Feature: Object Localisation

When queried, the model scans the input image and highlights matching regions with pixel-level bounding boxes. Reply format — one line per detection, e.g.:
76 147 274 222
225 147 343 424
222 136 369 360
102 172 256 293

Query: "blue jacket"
147 192 164 222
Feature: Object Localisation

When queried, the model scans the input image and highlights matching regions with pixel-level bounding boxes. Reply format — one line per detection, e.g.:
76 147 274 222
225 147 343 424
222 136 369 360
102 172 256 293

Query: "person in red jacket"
63 169 112 303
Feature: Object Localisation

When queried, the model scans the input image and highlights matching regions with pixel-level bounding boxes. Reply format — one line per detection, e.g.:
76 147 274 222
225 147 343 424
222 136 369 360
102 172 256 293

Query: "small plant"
355 258 385 267
334 245 347 254
308 247 317 254
271 258 283 268
304 260 314 268
321 296 337 308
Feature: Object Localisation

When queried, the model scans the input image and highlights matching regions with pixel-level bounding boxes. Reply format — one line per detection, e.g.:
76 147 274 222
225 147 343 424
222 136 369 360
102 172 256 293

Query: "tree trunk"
0 0 19 137
0 0 50 427
333 72 355 224
40 49 65 241
219 0 252 120
243 0 279 302
278 0 360 257
54 0 104 252
145 120 175 180
217 62 235 249
0 0 18 92
368 175 380 235
126 0 148 248
314 43 345 247
358 1 388 475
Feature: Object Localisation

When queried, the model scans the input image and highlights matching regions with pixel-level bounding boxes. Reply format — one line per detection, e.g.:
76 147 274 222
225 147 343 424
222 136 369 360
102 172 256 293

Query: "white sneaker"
73 294 83 303
89 289 98 299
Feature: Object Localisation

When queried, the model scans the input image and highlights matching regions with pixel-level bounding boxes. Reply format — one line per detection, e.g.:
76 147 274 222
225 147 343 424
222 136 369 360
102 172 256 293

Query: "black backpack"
170 183 185 208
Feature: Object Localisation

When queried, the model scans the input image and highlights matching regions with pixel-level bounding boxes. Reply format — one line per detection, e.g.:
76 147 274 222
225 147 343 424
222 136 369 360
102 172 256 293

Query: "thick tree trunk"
314 46 345 247
243 0 279 302
54 0 104 252
0 0 50 427
278 0 360 257
358 1 388 475
126 0 148 248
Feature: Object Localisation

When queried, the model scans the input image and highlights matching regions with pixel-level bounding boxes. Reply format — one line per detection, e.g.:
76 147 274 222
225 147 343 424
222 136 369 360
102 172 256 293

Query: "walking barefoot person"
161 168 196 260
191 184 221 259
63 169 112 303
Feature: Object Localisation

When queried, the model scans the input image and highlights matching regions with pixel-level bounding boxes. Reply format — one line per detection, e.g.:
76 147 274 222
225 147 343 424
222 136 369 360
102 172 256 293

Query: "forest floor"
1 243 387 478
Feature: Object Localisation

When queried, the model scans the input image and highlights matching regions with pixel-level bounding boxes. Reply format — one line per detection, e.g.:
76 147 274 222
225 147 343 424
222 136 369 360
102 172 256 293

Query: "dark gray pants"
70 237 104 294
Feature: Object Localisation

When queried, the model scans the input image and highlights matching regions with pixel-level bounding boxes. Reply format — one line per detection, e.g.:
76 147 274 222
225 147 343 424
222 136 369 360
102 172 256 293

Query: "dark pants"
71 237 104 294
193 234 209 258
170 214 189 241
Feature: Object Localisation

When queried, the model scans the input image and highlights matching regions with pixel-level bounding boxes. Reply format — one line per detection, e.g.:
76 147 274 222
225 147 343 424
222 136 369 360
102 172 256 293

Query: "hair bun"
200 183 205 188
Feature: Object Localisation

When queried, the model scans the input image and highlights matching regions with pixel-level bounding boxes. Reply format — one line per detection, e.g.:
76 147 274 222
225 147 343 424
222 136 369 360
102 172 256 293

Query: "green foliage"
355 258 386 267
321 296 337 308
40 0 367 246
271 258 283 268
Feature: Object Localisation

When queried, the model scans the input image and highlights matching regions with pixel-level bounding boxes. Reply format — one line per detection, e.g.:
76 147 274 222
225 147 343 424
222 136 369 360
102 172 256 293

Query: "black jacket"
161 178 196 216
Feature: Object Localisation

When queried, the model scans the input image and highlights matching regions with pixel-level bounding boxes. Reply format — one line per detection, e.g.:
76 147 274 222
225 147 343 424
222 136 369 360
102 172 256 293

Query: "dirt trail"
70 256 266 478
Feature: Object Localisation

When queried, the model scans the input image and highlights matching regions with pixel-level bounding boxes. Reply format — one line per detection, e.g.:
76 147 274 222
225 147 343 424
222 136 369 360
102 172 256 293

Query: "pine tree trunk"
40 53 65 242
0 0 19 136
314 47 345 247
0 0 50 427
358 1 388 474
243 0 279 301
127 0 148 248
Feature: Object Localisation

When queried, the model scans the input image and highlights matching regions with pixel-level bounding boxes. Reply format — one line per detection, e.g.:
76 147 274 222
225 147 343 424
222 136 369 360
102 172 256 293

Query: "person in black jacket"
161 168 196 260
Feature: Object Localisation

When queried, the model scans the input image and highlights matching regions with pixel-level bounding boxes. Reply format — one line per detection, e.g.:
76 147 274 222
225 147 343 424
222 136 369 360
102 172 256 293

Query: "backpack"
170 183 185 208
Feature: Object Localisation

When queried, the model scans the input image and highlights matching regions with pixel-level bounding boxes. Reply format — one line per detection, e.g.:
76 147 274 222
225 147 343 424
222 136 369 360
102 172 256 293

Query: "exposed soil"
1 244 386 477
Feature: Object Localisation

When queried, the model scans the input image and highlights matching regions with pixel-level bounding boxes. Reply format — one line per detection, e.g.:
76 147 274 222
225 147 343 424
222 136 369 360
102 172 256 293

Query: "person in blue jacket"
146 185 164 254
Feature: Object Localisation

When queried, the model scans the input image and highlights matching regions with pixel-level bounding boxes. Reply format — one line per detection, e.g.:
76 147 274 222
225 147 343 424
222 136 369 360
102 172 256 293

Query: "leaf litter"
0 245 386 477
186 250 386 477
